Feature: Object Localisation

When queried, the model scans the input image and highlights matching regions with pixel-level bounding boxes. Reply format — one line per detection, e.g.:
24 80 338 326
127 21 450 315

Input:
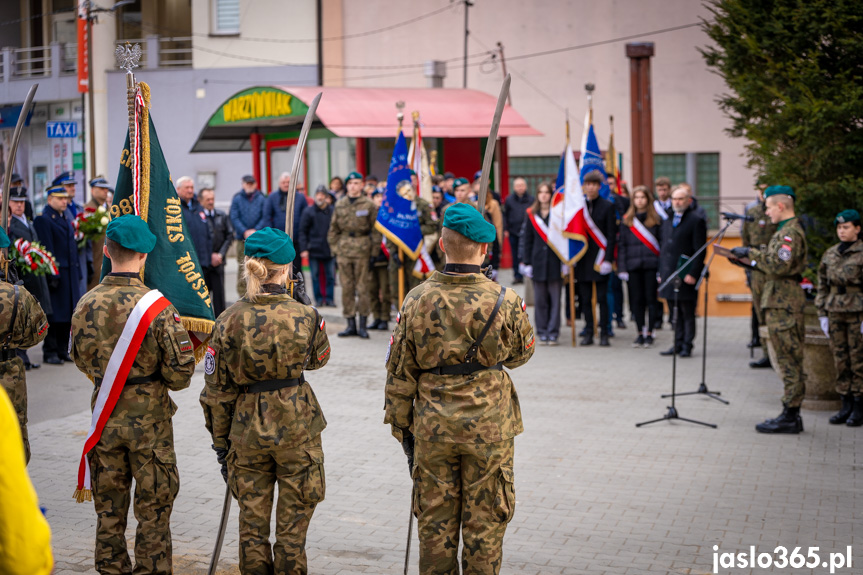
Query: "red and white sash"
74 290 171 502
630 217 660 257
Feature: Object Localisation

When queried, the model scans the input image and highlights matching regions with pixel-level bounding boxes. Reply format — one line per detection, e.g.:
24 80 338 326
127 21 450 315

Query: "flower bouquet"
76 206 110 247
11 238 59 277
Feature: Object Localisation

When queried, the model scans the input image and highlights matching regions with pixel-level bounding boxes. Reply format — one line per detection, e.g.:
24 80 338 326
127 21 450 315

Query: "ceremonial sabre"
207 484 232 575
285 92 323 240
477 74 511 216
2 84 38 259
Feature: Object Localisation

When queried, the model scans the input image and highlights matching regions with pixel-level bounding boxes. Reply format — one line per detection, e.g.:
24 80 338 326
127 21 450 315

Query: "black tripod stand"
637 278 716 429
661 217 735 405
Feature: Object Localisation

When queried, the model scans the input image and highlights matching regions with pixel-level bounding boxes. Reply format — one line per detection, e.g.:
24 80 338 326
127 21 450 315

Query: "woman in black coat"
520 181 563 344
618 186 662 347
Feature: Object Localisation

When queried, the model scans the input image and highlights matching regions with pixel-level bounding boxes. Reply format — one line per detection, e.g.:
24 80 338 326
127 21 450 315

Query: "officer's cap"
583 170 604 184
835 209 861 226
764 185 795 199
8 186 27 201
371 189 382 198
0 226 9 249
46 184 69 197
244 227 296 265
453 177 470 189
241 174 256 184
345 171 364 184
52 171 75 186
442 203 496 243
106 215 157 254
89 176 114 192
10 173 23 184
473 170 482 181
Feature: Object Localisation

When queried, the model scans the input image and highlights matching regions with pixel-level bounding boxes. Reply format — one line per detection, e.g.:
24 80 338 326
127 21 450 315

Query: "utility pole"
463 0 473 88
496 42 512 105
86 1 96 180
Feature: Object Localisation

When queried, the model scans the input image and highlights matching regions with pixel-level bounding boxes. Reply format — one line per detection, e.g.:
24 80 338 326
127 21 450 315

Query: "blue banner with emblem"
579 119 611 200
375 130 423 259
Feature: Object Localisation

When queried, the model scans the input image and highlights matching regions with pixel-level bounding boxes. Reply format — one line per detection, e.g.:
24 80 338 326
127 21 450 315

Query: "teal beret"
244 227 296 265
453 177 470 189
443 203 496 243
345 171 363 183
106 215 157 254
764 185 795 199
835 209 861 226
0 226 9 249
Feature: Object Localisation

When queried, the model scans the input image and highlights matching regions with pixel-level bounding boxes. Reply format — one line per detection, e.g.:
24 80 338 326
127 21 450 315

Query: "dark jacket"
298 202 334 259
181 196 213 270
7 215 53 315
617 213 661 273
658 205 707 301
204 208 233 263
519 210 562 283
32 205 82 322
229 189 268 239
503 192 533 235
574 196 617 282
264 190 308 234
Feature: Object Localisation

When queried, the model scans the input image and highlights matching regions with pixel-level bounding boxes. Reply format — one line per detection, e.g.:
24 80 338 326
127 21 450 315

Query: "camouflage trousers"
413 439 516 575
369 265 391 321
751 273 766 325
0 357 30 464
236 239 247 297
228 434 325 575
337 256 370 317
88 419 179 575
765 308 806 407
828 311 863 396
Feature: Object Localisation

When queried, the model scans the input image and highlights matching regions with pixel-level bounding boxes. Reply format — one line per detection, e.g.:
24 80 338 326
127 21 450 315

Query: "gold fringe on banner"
73 488 92 503
139 82 151 222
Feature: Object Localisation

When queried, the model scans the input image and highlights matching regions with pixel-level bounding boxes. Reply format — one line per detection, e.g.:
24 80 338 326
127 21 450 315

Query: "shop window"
211 0 240 35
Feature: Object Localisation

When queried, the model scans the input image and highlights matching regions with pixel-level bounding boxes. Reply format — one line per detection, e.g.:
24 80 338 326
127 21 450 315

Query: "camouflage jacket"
749 217 807 312
386 197 439 262
384 271 535 444
742 203 778 250
327 195 381 259
816 239 863 315
0 281 48 357
200 289 330 451
70 275 195 427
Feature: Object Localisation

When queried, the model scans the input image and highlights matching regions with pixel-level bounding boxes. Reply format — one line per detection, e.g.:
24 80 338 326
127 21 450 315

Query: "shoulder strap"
303 308 321 369
463 286 507 363
3 285 20 350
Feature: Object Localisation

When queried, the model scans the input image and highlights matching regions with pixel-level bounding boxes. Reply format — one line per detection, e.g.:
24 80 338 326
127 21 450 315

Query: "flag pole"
569 267 576 347
399 249 406 306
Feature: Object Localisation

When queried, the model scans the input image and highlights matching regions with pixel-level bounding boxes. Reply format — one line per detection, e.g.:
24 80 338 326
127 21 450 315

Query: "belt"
244 376 305 393
422 362 503 377
831 285 861 295
95 370 160 387
0 348 18 362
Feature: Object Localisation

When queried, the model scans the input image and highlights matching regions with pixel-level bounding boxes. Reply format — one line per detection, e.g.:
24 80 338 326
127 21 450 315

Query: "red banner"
77 1 88 93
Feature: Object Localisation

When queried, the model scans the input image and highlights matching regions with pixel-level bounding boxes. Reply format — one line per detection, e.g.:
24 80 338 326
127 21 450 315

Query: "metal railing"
11 46 52 78
158 36 192 67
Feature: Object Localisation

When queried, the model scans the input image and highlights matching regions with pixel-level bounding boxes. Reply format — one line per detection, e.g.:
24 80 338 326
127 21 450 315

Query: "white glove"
490 268 499 282
618 272 629 282
518 263 533 279
599 261 613 275
819 316 829 337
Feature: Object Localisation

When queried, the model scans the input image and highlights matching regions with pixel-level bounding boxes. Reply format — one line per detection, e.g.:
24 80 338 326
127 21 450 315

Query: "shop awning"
191 85 541 153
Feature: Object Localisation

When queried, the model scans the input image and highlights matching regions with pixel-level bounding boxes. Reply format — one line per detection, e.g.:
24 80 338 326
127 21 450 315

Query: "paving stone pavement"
25 265 861 574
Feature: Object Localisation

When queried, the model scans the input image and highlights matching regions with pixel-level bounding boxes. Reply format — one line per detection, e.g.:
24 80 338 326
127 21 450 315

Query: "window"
510 155 559 194
654 152 721 226
695 153 720 197
653 154 687 187
212 0 240 35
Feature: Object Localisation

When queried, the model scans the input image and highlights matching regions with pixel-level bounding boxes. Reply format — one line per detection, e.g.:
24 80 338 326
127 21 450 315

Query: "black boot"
755 405 803 434
599 331 610 347
747 336 761 349
829 394 854 425
749 356 771 369
846 395 863 427
376 321 389 331
338 317 358 337
580 333 594 346
357 316 370 339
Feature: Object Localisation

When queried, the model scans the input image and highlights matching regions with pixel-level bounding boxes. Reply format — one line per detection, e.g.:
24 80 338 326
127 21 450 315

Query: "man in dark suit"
658 186 707 357
176 176 213 277
575 170 618 346
198 187 233 317
33 185 83 365
264 172 308 272
7 185 52 370
10 174 34 220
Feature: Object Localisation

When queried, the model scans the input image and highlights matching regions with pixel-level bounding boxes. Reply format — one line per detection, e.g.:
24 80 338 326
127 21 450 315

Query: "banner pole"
399 248 406 306
569 266 576 347
591 282 598 337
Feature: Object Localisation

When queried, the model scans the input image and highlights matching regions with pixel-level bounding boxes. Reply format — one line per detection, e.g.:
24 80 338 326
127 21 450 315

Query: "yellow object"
0 388 53 575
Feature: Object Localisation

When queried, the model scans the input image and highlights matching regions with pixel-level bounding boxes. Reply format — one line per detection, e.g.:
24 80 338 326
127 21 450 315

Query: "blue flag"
579 117 611 200
375 131 423 258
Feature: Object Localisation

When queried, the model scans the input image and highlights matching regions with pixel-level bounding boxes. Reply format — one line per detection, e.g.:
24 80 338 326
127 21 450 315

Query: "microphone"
721 211 754 222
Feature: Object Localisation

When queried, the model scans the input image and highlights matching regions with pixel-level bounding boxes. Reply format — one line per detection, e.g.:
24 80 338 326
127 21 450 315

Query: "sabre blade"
2 84 38 239
477 74 511 216
285 92 323 239
207 484 232 575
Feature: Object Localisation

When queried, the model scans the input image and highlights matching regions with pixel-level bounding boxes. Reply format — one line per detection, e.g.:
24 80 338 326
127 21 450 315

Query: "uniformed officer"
0 226 49 464
385 203 535 574
730 185 807 434
201 227 330 575
368 190 392 330
70 215 196 573
85 176 114 291
742 184 777 368
387 180 439 304
327 171 381 338
816 209 863 427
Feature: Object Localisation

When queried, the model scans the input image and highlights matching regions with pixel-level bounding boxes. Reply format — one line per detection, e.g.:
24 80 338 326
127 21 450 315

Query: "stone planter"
759 303 841 411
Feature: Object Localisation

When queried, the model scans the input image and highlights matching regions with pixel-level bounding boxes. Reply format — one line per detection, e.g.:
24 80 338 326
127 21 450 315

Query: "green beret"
453 177 470 189
443 203 496 243
583 170 603 184
764 185 795 199
106 215 157 254
0 226 9 249
244 227 296 265
345 171 364 183
835 209 861 226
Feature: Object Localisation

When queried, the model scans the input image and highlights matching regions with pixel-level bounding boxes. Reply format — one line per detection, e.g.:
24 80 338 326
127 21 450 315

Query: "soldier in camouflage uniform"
388 181 440 304
0 226 49 464
327 171 381 338
742 186 777 368
816 209 863 427
367 190 391 330
731 186 807 434
70 215 195 574
201 227 330 575
384 203 535 574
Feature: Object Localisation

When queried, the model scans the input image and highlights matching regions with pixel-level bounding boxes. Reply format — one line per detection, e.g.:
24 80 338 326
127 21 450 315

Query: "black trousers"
508 233 522 279
44 321 71 358
627 268 659 334
673 298 697 352
578 279 609 333
204 265 226 318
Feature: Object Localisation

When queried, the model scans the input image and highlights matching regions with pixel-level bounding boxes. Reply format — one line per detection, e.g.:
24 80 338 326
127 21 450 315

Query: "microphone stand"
661 217 736 405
